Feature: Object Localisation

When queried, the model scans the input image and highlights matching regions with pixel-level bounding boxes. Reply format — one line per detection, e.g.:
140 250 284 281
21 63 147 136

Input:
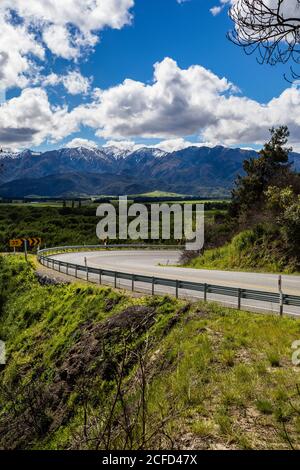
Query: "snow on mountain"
59 147 102 160
101 146 132 159
54 145 168 161
0 145 168 162
151 148 168 158
0 150 21 159
1 143 299 198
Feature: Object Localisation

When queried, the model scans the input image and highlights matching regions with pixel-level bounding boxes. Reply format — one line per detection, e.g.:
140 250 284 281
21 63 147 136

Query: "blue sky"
0 0 300 152
82 0 286 101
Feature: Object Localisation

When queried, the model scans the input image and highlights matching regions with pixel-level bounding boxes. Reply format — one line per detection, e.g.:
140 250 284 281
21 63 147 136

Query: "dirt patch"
0 305 161 448
54 305 157 384
35 271 70 286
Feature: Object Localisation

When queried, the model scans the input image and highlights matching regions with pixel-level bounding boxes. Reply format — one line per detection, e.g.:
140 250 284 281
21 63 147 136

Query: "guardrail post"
152 277 155 296
86 266 89 281
99 270 102 285
204 283 208 302
58 262 61 273
75 266 78 278
132 274 135 291
114 272 117 289
278 275 283 316
279 292 284 316
52 259 54 270
175 280 179 299
66 264 69 276
238 289 242 310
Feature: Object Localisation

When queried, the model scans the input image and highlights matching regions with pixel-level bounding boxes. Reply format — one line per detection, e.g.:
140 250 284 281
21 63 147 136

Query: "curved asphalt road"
50 250 300 316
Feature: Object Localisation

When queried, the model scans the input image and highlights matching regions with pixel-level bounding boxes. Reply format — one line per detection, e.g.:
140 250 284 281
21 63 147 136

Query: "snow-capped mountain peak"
101 146 133 159
1 144 299 198
0 149 22 160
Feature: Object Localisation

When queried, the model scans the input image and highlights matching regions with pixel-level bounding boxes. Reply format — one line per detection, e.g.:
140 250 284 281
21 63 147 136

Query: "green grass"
185 229 300 274
4 202 65 207
134 191 188 198
147 305 300 446
0 255 300 449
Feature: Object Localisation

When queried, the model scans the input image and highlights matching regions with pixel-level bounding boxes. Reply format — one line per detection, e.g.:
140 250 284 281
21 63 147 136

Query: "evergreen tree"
230 126 292 217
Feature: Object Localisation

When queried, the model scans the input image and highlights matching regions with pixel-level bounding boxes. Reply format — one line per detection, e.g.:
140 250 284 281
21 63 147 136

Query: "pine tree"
230 126 292 217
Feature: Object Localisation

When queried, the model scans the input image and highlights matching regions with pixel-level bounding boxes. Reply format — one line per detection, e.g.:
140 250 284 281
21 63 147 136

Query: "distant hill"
0 145 299 198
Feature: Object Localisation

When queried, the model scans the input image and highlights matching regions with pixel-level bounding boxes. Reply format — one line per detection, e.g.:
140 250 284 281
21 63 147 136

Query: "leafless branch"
228 1 300 77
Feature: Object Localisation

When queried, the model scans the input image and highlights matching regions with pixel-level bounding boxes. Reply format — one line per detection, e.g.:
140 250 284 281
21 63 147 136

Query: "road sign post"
24 239 28 262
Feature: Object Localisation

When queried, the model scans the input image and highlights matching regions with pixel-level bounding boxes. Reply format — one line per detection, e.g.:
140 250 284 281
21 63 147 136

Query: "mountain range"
0 145 300 198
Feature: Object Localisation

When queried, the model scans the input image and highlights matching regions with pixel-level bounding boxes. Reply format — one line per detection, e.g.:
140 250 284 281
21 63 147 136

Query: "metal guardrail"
37 245 300 315
38 243 181 254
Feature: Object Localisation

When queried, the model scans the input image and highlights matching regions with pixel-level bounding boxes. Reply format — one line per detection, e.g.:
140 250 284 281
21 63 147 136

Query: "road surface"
50 250 300 316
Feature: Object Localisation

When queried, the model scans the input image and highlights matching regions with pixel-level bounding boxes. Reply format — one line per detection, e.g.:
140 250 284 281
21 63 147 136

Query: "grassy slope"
0 256 300 449
186 229 300 274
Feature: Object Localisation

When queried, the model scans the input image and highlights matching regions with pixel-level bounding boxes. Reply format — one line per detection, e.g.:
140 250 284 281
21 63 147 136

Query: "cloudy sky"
0 0 300 152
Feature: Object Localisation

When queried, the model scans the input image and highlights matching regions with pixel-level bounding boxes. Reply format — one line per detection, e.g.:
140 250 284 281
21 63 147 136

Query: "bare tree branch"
228 1 300 77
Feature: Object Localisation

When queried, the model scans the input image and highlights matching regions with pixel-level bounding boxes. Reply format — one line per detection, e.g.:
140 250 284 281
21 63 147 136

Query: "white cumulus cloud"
103 140 143 152
152 138 210 153
211 0 300 21
68 57 300 148
0 0 134 90
65 138 98 149
0 87 79 147
43 71 91 95
81 57 235 140
2 58 300 150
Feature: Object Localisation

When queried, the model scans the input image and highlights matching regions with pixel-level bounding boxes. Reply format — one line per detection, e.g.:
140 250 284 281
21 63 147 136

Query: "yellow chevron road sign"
27 237 42 247
9 239 23 248
9 237 42 248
